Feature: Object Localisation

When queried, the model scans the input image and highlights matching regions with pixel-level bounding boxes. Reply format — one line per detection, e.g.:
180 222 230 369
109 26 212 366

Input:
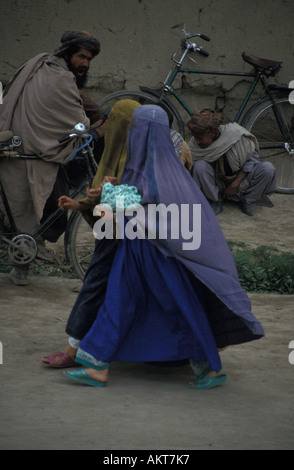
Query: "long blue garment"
77 105 264 370
120 108 260 330
79 231 222 371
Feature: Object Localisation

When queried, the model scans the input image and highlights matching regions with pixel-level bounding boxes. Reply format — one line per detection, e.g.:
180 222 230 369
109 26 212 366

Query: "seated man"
187 109 277 216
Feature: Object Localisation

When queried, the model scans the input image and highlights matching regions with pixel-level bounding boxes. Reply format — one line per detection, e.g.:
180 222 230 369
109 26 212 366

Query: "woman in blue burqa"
63 105 264 390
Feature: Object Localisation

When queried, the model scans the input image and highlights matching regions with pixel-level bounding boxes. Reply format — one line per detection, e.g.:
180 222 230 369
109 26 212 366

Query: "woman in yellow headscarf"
42 99 140 368
58 99 140 223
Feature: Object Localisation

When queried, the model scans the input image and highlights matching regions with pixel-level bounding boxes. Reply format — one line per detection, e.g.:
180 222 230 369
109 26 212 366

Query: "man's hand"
223 181 239 198
223 170 247 199
91 119 107 137
58 195 81 211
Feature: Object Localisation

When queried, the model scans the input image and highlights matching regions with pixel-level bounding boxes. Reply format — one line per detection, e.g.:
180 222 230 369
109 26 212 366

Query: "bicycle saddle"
242 52 282 76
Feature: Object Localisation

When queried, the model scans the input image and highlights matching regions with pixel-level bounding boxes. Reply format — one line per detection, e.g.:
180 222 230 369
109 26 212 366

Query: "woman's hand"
102 176 118 186
86 187 102 199
86 176 119 200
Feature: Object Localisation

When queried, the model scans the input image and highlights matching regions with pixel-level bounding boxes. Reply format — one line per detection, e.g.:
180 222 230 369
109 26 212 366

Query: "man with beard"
0 31 102 285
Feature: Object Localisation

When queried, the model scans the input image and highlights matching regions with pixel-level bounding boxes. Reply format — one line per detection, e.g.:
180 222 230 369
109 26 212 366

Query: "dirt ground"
0 192 294 451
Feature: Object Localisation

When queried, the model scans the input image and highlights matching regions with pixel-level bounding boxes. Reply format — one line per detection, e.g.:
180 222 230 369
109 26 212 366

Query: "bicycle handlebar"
188 33 211 42
196 47 209 57
58 123 88 143
180 32 211 58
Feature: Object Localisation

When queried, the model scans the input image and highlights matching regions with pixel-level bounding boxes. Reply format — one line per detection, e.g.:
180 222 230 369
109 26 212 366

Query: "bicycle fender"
139 86 185 136
139 85 178 111
240 91 289 128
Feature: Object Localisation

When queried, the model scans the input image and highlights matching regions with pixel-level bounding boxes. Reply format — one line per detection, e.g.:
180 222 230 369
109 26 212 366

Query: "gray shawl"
0 54 89 231
188 123 259 173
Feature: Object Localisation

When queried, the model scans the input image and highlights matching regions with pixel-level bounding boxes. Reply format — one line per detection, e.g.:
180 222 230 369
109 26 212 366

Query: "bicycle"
0 121 104 281
97 25 294 193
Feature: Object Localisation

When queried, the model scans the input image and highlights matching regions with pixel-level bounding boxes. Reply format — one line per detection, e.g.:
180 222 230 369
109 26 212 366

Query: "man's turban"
54 30 100 57
187 109 223 135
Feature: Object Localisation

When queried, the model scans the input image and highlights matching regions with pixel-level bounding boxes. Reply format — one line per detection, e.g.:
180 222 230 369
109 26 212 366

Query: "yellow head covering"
80 99 140 207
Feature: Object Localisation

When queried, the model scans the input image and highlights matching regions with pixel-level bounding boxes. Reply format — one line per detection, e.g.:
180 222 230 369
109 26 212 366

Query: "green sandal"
63 369 107 387
186 374 227 390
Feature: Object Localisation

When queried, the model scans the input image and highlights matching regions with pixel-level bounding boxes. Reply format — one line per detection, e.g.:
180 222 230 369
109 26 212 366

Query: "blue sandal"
186 374 227 390
63 369 107 387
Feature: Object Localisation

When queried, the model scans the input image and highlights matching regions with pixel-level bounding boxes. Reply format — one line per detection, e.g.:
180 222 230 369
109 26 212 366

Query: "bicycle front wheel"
64 211 95 280
242 92 294 193
97 90 185 136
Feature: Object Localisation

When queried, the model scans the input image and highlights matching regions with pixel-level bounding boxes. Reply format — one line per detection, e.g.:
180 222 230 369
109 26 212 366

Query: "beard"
67 60 89 89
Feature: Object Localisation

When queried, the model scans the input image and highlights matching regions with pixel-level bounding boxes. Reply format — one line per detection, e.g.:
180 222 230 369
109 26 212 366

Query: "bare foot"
84 367 109 383
63 367 109 385
63 345 77 359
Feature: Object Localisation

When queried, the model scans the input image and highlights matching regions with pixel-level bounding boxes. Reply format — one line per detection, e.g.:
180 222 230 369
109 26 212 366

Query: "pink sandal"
42 351 78 368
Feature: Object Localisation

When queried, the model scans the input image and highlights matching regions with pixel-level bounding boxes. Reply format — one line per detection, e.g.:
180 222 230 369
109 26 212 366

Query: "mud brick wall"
0 0 293 123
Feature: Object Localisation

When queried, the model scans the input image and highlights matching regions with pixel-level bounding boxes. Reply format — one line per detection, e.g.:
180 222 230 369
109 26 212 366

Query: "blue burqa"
76 105 264 372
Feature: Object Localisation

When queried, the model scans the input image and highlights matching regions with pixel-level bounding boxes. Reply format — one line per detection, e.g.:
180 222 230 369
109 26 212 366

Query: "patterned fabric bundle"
100 182 142 210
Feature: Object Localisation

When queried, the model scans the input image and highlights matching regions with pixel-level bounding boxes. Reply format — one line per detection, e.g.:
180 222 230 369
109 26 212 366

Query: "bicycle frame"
159 39 289 122
162 64 260 122
139 37 292 151
98 29 294 193
0 178 18 233
0 134 96 245
31 173 93 240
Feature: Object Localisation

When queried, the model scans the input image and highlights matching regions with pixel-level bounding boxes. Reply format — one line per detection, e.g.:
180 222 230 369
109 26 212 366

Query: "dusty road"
0 193 294 450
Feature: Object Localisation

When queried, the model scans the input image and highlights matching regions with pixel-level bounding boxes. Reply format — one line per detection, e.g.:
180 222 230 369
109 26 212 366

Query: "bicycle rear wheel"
64 211 95 280
97 90 185 136
242 92 294 193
